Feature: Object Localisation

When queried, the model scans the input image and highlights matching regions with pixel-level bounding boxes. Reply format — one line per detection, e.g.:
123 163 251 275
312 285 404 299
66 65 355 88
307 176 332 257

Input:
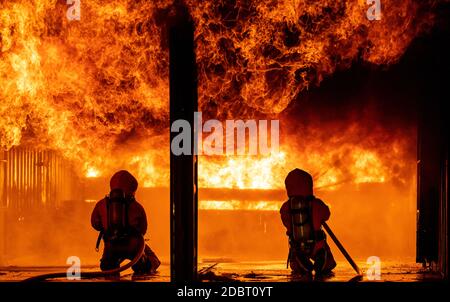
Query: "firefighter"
91 170 160 277
280 168 336 277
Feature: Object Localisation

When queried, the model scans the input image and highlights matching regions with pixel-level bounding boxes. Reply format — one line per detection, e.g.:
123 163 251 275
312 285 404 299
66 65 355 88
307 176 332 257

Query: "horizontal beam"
82 185 286 202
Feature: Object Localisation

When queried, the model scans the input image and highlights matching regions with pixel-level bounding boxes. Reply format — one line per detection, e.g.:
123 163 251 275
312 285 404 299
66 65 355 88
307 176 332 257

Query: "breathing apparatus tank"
106 188 132 241
290 195 315 254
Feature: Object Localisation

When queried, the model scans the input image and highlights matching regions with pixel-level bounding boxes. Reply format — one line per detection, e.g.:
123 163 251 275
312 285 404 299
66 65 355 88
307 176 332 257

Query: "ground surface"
0 260 441 282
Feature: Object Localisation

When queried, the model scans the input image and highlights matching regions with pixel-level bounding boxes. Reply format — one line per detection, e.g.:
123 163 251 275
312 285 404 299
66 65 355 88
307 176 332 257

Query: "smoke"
191 0 437 118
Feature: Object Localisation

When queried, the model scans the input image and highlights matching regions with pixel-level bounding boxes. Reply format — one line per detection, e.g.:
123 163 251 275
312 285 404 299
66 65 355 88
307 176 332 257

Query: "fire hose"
322 222 363 280
23 235 145 282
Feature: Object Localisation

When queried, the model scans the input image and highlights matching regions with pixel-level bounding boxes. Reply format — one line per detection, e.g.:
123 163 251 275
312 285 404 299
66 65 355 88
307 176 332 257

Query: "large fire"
0 0 435 206
1 0 437 266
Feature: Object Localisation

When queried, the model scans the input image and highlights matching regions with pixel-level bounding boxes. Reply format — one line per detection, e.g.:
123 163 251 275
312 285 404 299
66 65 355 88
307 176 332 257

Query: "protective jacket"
280 169 336 274
90 170 160 274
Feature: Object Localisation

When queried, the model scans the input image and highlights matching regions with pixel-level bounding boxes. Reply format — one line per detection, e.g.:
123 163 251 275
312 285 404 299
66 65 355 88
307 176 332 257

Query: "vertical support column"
417 96 440 265
416 75 448 277
168 2 198 282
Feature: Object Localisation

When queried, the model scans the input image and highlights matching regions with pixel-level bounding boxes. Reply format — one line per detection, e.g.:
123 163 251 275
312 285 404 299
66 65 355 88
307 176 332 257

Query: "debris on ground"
198 271 239 282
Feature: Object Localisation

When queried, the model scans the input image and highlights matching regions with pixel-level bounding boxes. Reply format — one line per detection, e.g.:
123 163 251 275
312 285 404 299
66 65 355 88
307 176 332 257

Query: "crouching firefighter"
280 169 336 277
91 170 161 277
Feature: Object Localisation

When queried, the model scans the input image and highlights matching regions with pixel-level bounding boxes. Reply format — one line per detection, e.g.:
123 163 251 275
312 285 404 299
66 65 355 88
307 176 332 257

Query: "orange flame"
200 200 281 211
0 1 430 210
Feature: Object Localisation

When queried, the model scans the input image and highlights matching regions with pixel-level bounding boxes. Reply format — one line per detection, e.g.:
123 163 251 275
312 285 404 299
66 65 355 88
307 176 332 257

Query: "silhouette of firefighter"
91 170 160 276
280 168 336 277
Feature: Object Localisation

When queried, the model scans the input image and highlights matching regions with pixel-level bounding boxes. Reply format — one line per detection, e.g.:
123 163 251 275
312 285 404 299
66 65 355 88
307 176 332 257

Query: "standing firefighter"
280 169 336 277
91 170 160 277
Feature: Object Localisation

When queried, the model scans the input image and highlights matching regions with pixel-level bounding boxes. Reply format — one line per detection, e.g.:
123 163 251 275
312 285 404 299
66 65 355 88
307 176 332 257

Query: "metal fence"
0 147 77 209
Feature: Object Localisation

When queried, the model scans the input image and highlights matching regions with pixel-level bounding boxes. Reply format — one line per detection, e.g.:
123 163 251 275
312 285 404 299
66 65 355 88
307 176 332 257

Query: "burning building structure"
0 0 448 280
